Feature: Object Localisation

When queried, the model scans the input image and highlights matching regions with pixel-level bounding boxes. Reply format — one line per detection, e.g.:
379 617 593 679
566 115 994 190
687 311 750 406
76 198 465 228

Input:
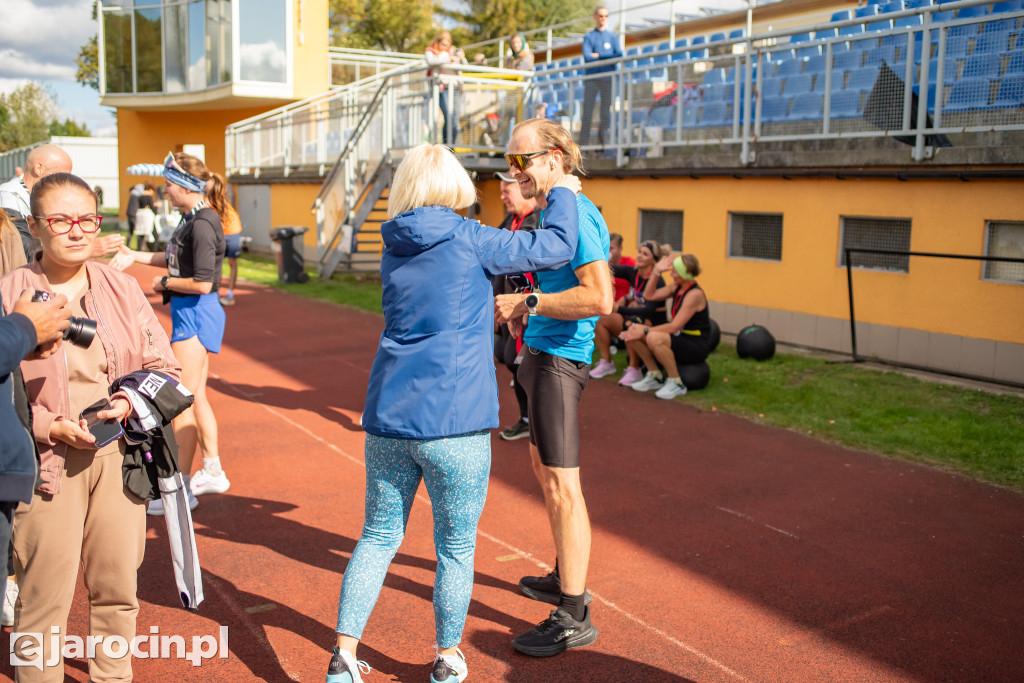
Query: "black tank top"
672 282 710 338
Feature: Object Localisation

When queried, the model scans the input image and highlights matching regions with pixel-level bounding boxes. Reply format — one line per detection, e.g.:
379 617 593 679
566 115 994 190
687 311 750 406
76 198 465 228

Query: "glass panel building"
99 0 292 98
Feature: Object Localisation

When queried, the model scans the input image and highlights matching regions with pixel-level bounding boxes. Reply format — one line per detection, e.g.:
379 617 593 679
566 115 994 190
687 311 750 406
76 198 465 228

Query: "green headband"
673 256 693 280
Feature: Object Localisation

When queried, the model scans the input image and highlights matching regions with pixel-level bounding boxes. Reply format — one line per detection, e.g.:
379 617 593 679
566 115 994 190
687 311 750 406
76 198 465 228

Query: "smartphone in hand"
80 398 124 448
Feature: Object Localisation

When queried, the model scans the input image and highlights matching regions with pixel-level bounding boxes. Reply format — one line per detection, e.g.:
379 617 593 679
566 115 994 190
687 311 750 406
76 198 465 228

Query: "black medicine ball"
679 361 711 390
736 324 776 361
707 318 721 353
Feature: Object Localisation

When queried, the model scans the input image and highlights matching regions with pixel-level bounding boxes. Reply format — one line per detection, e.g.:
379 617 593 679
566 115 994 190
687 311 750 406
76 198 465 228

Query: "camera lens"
64 317 97 349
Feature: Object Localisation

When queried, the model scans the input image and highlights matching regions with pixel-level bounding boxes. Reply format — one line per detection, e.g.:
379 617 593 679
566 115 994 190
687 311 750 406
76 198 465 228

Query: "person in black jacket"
492 172 542 441
0 288 69 611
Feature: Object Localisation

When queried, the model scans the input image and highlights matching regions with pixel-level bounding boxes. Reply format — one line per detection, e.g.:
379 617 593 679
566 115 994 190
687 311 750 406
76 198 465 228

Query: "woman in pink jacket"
0 172 180 683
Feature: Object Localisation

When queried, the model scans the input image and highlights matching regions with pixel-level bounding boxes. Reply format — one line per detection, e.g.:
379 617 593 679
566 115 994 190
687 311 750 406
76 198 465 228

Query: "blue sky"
1 0 117 137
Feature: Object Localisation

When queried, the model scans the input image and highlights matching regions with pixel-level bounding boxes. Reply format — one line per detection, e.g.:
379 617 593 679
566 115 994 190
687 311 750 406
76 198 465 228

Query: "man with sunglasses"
580 6 623 147
496 119 614 657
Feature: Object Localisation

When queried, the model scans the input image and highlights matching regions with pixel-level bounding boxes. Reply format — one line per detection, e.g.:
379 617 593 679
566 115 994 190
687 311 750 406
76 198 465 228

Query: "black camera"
31 290 97 349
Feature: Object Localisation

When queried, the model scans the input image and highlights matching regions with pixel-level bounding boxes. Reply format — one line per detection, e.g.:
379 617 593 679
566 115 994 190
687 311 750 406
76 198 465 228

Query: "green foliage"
230 255 383 314
329 0 436 52
49 118 91 138
0 83 59 152
75 35 100 92
445 0 597 55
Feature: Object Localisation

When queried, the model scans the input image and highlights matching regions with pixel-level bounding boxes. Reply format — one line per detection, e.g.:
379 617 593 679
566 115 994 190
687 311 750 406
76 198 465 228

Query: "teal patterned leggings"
335 430 490 648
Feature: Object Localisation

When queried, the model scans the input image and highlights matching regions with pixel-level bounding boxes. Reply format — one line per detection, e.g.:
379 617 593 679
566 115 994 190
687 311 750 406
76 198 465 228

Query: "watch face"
526 294 539 308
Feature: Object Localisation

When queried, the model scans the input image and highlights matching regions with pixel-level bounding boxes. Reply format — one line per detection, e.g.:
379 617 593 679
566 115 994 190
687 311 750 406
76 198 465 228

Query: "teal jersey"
524 194 610 363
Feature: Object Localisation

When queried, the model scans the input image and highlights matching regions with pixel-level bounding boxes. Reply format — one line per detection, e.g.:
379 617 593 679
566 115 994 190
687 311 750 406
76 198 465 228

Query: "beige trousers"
11 451 146 683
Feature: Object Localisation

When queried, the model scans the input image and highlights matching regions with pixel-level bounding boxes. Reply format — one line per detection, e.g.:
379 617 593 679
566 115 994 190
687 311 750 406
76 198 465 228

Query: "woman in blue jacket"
326 143 581 683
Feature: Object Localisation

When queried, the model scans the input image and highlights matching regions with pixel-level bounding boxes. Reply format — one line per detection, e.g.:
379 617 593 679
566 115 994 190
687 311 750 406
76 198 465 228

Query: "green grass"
229 255 1024 492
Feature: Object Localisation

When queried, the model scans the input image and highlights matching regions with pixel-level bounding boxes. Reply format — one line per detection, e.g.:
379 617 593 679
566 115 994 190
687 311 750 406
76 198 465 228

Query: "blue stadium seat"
943 77 992 111
816 28 839 40
648 67 669 80
835 50 864 70
812 71 841 92
906 0 932 8
866 0 884 5
789 92 824 120
671 39 689 62
855 6 880 18
962 52 1003 79
776 58 805 77
691 35 707 47
925 57 960 84
831 10 853 22
690 48 709 59
703 83 729 101
784 73 814 94
866 17 893 32
649 105 675 128
879 1 905 13
703 68 727 84
760 96 791 122
932 10 955 23
913 81 936 112
848 66 881 91
864 45 898 66
992 74 1024 106
1005 50 1024 76
710 32 728 44
805 54 829 73
992 0 1024 12
760 77 784 98
893 15 924 29
674 38 689 49
936 35 970 59
729 29 746 40
682 104 700 127
947 23 980 38
791 31 813 44
974 31 1012 53
983 18 1017 34
699 101 730 126
840 22 866 37
641 44 656 54
657 41 671 52
956 6 989 20
831 89 863 117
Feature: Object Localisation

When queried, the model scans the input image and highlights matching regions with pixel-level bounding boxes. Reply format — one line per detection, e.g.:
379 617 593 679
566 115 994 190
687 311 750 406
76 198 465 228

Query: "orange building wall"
270 183 320 240
292 0 329 99
480 176 1024 345
115 108 269 219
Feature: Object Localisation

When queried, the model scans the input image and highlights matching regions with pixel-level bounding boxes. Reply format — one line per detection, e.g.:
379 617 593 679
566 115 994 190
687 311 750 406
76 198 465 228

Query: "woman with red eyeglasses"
0 172 180 683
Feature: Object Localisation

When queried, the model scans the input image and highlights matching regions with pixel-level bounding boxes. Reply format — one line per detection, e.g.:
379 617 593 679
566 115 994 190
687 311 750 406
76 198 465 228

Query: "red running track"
2 264 1023 682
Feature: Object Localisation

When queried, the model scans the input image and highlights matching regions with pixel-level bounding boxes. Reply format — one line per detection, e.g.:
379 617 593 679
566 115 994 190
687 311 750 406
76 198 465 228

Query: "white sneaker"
2 580 18 626
631 372 665 392
430 647 467 683
588 358 616 379
655 379 688 400
190 468 231 496
146 491 199 516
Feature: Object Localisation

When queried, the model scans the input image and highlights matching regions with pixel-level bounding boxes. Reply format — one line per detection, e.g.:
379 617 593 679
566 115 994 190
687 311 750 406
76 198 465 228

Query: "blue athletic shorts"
224 233 242 259
170 293 226 353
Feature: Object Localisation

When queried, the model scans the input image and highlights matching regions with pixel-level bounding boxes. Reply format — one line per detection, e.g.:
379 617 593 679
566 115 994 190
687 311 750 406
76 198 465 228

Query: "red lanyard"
672 281 695 318
510 213 535 289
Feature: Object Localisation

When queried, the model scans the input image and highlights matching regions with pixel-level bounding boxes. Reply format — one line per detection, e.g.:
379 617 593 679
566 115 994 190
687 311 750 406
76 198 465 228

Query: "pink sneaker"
618 366 643 386
589 358 616 379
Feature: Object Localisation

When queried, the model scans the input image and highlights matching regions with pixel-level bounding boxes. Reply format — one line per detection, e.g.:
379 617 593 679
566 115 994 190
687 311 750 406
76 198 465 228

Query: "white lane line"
718 507 801 540
214 375 747 680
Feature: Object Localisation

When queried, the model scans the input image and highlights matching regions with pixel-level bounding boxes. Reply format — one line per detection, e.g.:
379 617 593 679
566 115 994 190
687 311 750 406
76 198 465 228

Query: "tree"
49 118 91 137
442 0 595 58
76 35 99 92
0 83 58 152
330 0 436 53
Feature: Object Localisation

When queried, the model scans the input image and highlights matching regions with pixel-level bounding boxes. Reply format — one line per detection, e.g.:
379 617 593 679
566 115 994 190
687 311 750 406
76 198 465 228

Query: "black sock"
559 592 587 621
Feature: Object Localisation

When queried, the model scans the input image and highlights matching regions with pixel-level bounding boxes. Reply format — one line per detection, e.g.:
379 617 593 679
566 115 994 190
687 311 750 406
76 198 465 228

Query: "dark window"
638 209 683 250
729 212 783 261
840 216 912 272
984 221 1024 284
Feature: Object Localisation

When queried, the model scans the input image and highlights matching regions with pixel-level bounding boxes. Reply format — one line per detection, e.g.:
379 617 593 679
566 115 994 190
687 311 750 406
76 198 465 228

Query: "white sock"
651 370 664 381
202 457 223 474
226 289 234 297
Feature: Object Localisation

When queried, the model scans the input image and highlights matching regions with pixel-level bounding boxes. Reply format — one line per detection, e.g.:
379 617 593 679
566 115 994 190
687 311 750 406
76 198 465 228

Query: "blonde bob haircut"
387 144 477 219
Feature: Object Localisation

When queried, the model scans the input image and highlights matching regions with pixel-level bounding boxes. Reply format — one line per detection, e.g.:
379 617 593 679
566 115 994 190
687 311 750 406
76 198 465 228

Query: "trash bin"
269 226 310 284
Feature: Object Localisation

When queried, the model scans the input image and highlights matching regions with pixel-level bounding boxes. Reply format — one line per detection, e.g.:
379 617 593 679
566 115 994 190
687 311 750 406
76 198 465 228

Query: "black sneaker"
499 419 530 441
518 569 593 605
511 606 599 657
326 647 369 683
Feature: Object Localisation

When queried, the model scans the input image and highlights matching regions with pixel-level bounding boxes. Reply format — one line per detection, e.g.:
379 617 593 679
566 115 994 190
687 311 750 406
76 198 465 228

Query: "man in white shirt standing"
0 145 72 259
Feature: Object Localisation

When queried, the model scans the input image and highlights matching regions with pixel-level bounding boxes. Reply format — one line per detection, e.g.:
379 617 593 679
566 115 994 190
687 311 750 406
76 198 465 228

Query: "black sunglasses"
504 148 560 172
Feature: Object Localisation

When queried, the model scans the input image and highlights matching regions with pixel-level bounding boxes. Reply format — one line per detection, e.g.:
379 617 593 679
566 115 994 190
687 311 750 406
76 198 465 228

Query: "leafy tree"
0 83 59 152
330 0 436 53
75 3 100 91
76 35 100 92
443 0 596 56
49 118 91 137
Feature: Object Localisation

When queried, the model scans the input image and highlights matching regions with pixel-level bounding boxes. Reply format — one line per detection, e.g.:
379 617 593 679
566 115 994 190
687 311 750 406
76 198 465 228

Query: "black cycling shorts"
670 332 710 366
517 346 590 468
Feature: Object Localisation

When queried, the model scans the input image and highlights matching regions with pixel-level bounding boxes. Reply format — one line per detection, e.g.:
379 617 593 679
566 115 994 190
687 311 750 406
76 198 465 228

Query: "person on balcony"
425 31 468 146
505 31 534 71
580 6 622 147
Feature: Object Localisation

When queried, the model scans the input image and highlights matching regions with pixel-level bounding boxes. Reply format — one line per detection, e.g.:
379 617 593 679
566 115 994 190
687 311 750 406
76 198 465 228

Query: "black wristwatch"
525 293 540 316
160 275 170 291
